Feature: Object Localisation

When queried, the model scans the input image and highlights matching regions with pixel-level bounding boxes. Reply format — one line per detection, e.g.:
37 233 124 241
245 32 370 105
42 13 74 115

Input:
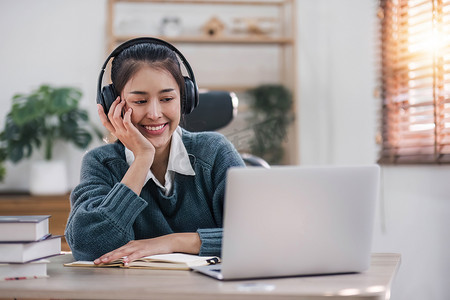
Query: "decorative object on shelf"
160 16 182 37
232 17 278 36
0 85 102 194
246 84 294 165
202 16 225 37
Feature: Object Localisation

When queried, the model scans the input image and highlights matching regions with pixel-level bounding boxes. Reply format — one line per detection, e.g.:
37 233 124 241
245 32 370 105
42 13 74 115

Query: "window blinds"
379 0 450 163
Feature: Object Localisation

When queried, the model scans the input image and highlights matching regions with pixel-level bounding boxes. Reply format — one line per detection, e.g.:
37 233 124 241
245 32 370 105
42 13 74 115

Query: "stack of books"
0 215 61 280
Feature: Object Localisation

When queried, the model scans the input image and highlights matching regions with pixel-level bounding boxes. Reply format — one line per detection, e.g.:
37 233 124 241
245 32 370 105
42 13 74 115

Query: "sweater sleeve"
65 147 148 261
197 228 223 256
194 133 245 257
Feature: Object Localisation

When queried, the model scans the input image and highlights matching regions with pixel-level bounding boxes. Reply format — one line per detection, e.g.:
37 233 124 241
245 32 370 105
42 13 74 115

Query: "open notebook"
65 253 220 271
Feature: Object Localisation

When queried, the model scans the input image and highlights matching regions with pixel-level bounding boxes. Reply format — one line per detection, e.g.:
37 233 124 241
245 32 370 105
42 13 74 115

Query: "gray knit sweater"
65 129 245 261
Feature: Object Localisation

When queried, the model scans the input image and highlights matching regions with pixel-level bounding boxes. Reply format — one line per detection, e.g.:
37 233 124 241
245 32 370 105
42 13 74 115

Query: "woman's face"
121 65 181 154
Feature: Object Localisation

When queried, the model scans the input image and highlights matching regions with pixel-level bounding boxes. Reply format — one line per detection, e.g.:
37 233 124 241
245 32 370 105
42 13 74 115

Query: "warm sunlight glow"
410 123 435 131
408 22 445 56
381 0 450 162
404 1 450 133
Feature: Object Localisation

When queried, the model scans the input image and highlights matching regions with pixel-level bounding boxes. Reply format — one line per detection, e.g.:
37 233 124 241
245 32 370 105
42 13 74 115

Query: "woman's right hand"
98 97 155 159
97 97 155 194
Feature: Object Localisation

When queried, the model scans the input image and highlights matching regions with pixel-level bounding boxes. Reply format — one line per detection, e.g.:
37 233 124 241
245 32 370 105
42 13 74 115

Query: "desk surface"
0 253 400 300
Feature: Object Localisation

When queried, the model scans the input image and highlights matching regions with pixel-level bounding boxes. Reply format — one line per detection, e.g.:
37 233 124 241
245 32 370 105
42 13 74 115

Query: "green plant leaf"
0 84 101 165
11 94 45 125
8 144 25 163
0 162 5 182
71 128 93 149
49 87 81 114
0 146 7 162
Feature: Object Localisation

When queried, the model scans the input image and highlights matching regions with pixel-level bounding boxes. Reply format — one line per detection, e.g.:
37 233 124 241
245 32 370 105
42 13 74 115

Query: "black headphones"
97 37 199 115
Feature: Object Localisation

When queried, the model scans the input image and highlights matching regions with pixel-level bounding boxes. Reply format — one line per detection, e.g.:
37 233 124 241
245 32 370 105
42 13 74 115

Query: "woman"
65 39 245 264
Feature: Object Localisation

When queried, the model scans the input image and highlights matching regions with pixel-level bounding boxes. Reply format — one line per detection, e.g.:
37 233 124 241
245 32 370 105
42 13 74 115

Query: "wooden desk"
0 193 71 251
0 253 400 300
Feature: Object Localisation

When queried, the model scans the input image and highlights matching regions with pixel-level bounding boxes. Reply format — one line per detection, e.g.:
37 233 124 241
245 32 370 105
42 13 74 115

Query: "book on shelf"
0 235 62 263
0 259 49 280
65 253 220 271
0 215 50 242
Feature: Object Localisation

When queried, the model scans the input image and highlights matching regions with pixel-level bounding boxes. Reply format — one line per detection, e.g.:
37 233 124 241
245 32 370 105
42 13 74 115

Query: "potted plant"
0 84 102 195
246 84 294 165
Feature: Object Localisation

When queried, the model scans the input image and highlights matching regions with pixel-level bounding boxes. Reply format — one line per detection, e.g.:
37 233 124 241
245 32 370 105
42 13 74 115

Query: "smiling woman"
64 38 245 263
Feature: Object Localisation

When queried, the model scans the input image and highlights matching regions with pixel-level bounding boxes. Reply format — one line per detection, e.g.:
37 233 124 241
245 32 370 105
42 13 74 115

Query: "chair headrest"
181 91 238 132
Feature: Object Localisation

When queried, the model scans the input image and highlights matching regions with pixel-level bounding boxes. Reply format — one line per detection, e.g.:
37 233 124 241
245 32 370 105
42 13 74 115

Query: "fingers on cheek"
123 108 132 124
111 114 121 124
123 108 132 120
107 112 116 123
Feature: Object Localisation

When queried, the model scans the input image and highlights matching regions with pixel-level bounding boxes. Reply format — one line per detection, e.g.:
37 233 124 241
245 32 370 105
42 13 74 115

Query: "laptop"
191 164 380 280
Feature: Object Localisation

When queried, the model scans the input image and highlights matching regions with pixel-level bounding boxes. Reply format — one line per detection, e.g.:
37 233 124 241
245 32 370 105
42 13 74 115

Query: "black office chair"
181 91 270 168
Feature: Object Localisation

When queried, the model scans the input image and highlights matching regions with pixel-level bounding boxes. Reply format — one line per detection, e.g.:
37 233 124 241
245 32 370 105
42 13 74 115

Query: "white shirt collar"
124 127 195 195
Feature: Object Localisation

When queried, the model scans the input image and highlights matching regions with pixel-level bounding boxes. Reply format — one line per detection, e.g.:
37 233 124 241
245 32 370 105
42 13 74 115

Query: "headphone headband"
97 37 199 115
100 37 196 83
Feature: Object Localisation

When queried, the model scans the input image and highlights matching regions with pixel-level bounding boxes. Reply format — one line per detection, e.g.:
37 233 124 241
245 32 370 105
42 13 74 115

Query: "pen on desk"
3 276 46 281
37 233 52 241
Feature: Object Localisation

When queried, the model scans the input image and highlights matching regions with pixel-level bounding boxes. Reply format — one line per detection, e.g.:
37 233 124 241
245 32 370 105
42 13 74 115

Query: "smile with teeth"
144 124 166 131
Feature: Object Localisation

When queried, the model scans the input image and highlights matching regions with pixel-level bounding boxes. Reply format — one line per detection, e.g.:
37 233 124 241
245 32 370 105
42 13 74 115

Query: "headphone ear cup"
101 84 118 114
183 77 198 115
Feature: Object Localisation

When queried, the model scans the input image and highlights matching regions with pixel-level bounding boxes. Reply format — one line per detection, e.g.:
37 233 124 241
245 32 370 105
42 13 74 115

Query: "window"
379 0 450 163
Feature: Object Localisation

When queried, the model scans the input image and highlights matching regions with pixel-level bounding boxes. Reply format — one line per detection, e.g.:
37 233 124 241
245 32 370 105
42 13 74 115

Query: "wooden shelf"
107 0 296 92
106 0 299 164
108 0 295 49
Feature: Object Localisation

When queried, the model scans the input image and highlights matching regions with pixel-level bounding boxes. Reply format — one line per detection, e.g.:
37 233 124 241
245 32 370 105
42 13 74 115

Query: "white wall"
0 0 448 299
0 0 107 191
297 1 450 299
